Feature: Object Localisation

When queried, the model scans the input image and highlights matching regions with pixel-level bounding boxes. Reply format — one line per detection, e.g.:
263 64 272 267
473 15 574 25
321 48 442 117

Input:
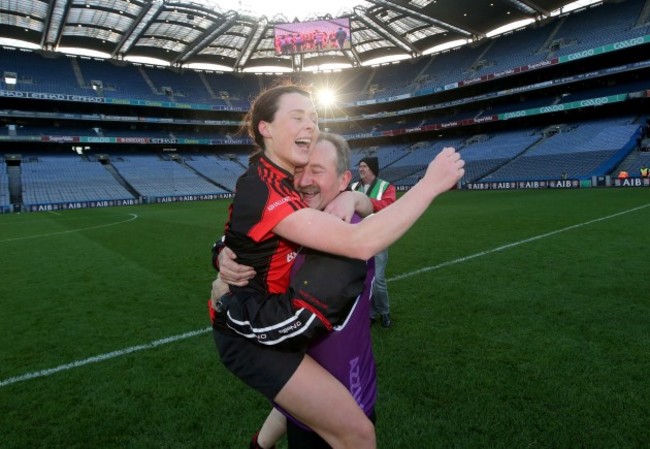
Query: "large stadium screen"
273 18 351 56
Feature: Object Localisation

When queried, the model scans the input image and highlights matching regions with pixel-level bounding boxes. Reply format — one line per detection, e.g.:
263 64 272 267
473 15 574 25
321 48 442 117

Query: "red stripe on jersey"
291 298 333 332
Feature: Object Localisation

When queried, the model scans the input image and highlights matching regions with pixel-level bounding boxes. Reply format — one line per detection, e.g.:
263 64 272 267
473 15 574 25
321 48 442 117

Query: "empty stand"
0 159 10 210
183 153 247 192
481 118 640 181
461 129 541 182
20 155 135 206
110 155 226 198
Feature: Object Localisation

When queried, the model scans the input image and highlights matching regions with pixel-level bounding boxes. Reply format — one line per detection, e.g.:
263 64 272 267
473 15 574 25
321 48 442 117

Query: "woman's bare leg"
274 355 376 449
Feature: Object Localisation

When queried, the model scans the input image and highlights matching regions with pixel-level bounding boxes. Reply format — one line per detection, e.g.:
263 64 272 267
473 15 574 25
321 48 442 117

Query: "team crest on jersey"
286 251 298 263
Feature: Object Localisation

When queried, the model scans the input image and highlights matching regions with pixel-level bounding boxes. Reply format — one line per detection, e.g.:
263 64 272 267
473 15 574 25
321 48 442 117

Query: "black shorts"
286 409 376 449
212 327 305 401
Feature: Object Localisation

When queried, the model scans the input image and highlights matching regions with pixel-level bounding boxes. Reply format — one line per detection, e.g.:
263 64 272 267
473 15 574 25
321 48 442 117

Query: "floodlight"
317 88 336 107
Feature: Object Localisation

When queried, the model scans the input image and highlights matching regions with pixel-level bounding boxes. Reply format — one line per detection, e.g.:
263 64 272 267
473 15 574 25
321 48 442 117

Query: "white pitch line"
388 202 650 283
1 203 647 389
0 213 139 242
0 328 211 388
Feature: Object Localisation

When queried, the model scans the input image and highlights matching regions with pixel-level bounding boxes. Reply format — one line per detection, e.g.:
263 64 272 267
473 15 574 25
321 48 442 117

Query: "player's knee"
342 416 375 448
356 419 376 444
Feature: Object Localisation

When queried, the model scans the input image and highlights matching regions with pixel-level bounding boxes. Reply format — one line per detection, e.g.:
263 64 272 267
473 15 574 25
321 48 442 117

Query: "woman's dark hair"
243 83 312 164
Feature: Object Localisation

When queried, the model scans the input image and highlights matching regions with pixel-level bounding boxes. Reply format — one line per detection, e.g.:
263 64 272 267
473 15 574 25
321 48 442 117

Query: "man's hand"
324 191 373 221
218 246 255 286
210 274 230 306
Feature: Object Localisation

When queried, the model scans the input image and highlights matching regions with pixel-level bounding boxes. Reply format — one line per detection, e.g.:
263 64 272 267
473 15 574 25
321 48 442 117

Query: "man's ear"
258 121 271 138
340 170 352 190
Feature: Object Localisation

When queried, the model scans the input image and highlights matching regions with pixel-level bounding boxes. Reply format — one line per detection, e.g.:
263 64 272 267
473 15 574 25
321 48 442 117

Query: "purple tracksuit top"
280 214 377 427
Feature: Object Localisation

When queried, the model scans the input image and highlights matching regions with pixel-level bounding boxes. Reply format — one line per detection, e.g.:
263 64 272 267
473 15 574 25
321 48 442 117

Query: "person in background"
639 164 648 178
215 133 378 449
335 27 347 50
351 157 396 328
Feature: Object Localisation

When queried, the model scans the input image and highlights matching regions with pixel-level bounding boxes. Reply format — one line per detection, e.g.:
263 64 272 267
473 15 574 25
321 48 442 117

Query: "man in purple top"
284 232 376 448
213 132 377 449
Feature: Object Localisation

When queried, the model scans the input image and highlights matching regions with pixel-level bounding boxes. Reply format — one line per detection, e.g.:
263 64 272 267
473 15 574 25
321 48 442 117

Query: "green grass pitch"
1 188 649 448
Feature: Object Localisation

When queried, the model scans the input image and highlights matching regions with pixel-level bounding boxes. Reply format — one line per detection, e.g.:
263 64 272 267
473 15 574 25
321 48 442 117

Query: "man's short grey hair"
317 132 350 176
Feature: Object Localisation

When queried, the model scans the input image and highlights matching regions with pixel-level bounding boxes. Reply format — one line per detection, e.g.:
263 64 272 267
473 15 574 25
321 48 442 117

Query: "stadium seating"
351 137 466 186
0 160 10 210
472 24 555 78
461 129 541 182
549 0 647 58
110 155 226 198
141 66 212 102
477 96 556 117
480 118 640 181
182 153 246 192
1 0 648 105
75 58 153 99
0 0 648 208
614 148 650 176
20 155 135 206
559 79 650 102
0 49 91 96
202 71 260 101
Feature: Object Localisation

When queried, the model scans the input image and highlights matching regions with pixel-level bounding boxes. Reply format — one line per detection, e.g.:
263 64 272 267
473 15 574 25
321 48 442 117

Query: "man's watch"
211 235 226 271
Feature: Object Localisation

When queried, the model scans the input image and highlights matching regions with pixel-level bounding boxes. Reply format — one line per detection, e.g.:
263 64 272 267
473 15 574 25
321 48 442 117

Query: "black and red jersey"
224 155 308 296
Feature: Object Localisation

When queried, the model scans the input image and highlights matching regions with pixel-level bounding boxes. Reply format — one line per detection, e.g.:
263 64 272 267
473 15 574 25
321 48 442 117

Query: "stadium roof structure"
0 0 597 73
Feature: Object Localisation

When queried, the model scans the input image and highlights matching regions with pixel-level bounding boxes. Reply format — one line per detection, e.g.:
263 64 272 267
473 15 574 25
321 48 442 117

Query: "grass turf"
1 188 648 448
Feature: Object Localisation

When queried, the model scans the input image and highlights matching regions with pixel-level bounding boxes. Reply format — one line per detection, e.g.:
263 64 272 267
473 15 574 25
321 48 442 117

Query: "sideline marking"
388 203 649 282
1 203 647 388
0 328 211 388
0 213 139 242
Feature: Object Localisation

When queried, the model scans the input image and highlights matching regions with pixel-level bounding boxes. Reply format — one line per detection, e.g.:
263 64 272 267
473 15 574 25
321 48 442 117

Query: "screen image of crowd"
274 18 351 55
